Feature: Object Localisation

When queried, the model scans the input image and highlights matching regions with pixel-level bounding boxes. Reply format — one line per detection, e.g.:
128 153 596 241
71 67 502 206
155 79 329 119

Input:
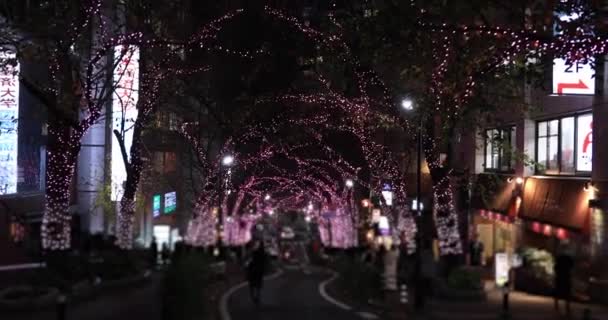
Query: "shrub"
162 253 211 320
519 247 554 283
447 267 482 291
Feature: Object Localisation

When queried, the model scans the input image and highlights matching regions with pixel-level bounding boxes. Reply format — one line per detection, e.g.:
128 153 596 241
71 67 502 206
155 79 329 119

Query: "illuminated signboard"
495 253 510 286
164 191 176 214
381 183 393 206
378 216 390 236
552 13 594 95
576 114 592 171
111 45 139 200
153 194 161 217
0 52 19 195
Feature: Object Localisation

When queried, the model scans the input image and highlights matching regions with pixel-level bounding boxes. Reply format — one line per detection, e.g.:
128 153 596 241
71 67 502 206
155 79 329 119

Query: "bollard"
501 282 510 319
400 284 408 304
56 294 67 320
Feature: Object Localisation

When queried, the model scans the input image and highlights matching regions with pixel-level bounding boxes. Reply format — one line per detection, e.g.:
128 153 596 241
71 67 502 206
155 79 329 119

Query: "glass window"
560 117 575 173
168 113 179 131
536 113 592 174
164 152 177 173
153 152 164 173
485 131 492 171
538 136 547 169
537 119 559 173
484 126 516 172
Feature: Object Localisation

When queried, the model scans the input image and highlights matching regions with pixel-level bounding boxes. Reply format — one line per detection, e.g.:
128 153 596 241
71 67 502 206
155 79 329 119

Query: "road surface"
227 269 360 320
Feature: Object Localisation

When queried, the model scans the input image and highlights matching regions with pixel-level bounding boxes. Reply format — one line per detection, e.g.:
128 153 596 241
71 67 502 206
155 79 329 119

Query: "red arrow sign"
557 79 588 94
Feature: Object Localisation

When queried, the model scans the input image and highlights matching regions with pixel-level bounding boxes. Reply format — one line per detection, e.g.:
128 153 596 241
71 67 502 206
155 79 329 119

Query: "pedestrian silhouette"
554 243 574 315
150 237 158 268
247 240 267 306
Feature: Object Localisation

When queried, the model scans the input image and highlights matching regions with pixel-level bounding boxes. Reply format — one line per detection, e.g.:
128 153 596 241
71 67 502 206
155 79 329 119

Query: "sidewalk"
4 273 162 320
388 282 608 320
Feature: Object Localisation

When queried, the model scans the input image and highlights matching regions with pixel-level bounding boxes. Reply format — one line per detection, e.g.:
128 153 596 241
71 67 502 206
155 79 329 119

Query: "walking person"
247 240 267 306
469 232 484 266
414 237 435 312
554 242 575 316
161 243 170 266
150 237 158 268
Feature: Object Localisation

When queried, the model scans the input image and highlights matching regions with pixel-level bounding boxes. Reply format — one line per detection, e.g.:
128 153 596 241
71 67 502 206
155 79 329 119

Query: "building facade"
456 52 608 299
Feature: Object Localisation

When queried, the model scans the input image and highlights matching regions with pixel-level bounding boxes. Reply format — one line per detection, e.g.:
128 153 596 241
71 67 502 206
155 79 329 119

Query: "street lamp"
345 179 354 188
401 98 422 217
217 154 235 254
222 155 234 166
401 98 414 111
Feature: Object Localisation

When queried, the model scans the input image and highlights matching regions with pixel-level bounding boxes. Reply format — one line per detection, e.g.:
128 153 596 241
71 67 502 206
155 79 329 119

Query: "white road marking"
219 269 283 320
356 311 379 319
318 272 353 311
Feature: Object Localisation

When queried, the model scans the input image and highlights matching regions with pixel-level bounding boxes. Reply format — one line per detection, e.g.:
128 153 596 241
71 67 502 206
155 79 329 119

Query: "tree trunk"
116 121 144 249
41 123 79 250
423 117 463 256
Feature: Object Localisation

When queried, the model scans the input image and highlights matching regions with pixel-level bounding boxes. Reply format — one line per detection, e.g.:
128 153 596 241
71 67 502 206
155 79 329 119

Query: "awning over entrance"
520 177 590 231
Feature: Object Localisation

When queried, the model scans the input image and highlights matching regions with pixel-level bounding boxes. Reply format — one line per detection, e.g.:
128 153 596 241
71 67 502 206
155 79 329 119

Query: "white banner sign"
552 59 594 95
0 52 19 195
111 46 139 200
552 12 595 95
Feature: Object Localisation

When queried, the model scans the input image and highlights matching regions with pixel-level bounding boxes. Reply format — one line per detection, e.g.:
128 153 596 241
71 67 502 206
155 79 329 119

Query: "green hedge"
162 253 211 320
447 267 482 291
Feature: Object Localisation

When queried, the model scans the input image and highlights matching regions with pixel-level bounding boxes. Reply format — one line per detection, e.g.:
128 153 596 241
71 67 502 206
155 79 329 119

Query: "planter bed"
0 272 151 312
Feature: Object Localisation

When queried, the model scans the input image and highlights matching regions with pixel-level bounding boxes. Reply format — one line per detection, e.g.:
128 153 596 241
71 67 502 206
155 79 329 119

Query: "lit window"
536 113 592 174
484 126 516 172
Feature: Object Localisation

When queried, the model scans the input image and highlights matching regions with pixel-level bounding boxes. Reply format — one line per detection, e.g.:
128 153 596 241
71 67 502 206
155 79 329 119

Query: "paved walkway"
4 275 161 320
227 269 357 320
420 284 608 320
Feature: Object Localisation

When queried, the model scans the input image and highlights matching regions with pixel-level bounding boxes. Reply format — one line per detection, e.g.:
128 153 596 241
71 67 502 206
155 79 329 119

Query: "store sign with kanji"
0 52 20 195
111 45 140 200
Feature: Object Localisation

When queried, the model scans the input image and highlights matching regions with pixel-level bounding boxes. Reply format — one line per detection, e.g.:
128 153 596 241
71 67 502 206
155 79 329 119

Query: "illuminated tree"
338 0 607 255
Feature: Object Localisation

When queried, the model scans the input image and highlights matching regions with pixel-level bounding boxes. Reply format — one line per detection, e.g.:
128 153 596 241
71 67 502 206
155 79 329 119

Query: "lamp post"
402 98 422 218
217 154 234 252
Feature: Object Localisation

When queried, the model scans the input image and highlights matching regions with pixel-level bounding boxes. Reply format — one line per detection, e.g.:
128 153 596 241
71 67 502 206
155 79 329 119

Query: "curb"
219 269 283 320
318 272 353 311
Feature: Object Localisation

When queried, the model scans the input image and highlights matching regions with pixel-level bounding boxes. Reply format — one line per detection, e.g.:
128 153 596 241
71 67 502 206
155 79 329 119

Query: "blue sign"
153 194 161 217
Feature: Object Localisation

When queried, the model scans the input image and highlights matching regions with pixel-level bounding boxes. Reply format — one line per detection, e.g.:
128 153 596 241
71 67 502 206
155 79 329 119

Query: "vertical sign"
495 253 510 286
153 194 161 218
552 13 595 95
0 52 19 195
111 46 139 200
164 191 176 214
576 114 593 171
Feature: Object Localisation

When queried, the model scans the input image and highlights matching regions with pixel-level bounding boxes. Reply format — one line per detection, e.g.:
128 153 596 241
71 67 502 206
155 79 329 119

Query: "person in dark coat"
554 251 574 315
150 237 158 268
247 241 267 305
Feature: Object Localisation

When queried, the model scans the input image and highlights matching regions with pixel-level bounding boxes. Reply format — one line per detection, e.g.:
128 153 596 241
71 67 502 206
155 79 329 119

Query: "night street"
226 269 360 320
3 1 608 320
